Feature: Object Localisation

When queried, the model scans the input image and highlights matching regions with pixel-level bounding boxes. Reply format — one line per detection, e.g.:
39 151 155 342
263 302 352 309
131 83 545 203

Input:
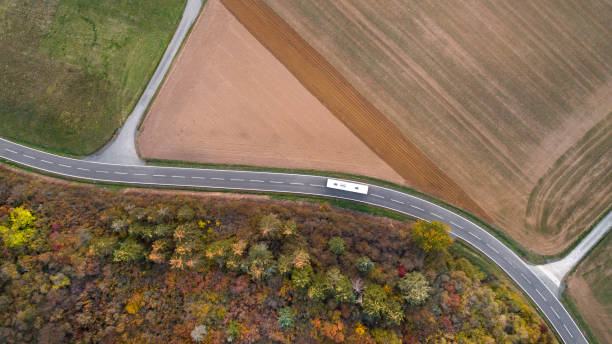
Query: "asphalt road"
0 137 587 344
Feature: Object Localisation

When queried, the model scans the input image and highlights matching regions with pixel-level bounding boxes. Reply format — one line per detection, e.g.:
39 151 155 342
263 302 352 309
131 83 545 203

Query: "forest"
0 166 555 343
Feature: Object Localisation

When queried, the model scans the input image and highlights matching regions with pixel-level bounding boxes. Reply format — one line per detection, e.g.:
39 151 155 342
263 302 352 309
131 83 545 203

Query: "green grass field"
0 0 186 156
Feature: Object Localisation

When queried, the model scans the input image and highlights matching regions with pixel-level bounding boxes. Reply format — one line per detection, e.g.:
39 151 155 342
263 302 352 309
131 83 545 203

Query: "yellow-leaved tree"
0 206 38 248
411 220 453 253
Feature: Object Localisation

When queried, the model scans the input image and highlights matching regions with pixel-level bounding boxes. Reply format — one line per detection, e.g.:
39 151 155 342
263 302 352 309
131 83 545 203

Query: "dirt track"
221 0 489 221
137 0 404 185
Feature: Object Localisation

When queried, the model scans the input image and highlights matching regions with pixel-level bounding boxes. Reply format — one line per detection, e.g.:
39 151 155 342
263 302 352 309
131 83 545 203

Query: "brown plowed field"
261 0 612 253
221 0 489 221
136 0 404 185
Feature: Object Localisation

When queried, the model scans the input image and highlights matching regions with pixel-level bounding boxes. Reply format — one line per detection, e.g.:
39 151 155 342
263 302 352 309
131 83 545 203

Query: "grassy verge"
0 0 187 156
146 158 606 264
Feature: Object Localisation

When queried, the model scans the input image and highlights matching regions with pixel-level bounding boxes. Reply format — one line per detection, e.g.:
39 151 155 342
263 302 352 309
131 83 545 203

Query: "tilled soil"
137 0 404 186
221 0 490 221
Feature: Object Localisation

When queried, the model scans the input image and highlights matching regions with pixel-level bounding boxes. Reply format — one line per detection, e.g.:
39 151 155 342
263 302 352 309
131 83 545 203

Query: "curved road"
0 137 587 343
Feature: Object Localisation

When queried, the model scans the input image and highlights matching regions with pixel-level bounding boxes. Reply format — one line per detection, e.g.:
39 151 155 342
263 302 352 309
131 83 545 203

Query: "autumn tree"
411 220 453 253
0 206 38 248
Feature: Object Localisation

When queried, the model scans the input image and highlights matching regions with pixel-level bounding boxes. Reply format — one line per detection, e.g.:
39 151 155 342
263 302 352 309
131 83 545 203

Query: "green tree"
246 243 276 281
177 205 195 222
281 220 298 236
291 264 314 289
411 220 453 253
89 236 119 258
277 254 293 275
356 256 374 273
397 271 431 305
259 213 282 238
0 207 38 248
308 272 330 302
326 267 355 303
226 321 241 342
113 239 145 262
371 328 402 344
361 283 404 324
278 307 296 329
328 236 345 255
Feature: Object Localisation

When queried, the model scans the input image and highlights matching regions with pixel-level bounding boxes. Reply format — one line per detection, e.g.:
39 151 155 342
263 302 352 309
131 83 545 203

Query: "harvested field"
567 232 612 344
137 0 404 185
261 0 612 253
221 0 489 221
526 113 612 247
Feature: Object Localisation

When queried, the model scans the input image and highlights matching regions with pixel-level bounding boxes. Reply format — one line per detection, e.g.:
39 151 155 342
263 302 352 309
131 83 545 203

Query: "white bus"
326 179 369 195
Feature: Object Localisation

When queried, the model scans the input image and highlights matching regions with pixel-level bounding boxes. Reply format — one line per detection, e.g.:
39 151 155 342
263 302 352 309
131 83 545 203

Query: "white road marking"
551 307 561 319
191 176 205 179
77 167 90 171
485 243 500 254
430 212 444 220
153 174 166 177
450 221 464 229
371 194 385 199
468 231 481 240
58 164 71 168
309 184 324 187
5 148 17 154
41 159 53 164
114 172 128 175
133 173 148 176
250 179 264 183
96 170 109 174
563 324 573 338
410 205 424 211
210 177 224 181
230 178 245 182
171 175 185 178
23 154 35 159
391 199 404 204
536 289 547 301
520 273 531 284
269 180 284 184
290 182 304 185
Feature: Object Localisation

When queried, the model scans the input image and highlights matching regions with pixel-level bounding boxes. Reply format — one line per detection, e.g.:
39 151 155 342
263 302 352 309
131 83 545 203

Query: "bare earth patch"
137 0 403 185
262 0 612 253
